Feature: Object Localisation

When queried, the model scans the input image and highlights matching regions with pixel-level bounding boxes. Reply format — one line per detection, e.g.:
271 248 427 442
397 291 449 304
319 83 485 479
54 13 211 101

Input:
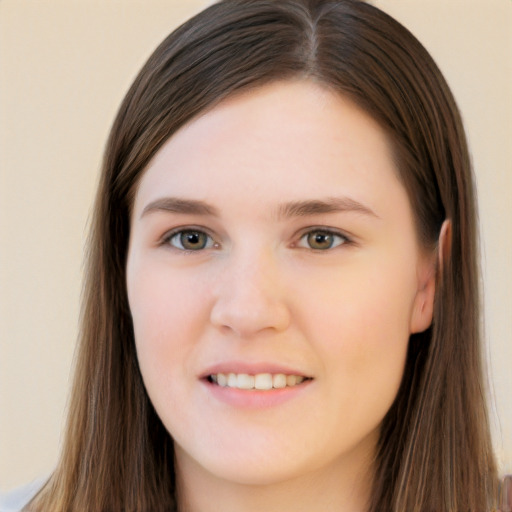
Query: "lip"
199 360 313 409
202 378 312 409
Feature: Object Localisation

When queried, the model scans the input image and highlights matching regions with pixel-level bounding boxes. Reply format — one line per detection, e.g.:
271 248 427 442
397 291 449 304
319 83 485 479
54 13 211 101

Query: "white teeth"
286 375 297 386
227 373 237 387
236 374 255 389
209 372 307 390
254 373 273 390
273 374 287 389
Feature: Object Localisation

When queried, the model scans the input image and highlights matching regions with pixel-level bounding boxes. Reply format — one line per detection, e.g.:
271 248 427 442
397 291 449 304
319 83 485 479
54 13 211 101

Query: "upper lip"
200 361 311 379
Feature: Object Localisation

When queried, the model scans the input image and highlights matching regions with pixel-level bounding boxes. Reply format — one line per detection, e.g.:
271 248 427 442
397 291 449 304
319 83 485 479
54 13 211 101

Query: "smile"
208 373 308 390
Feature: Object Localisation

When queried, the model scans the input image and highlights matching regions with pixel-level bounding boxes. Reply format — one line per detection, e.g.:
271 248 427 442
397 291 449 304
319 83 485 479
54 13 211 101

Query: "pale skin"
126 80 437 512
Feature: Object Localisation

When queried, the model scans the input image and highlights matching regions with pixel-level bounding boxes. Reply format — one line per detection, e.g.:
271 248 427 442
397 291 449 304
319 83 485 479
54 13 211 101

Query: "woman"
23 0 501 510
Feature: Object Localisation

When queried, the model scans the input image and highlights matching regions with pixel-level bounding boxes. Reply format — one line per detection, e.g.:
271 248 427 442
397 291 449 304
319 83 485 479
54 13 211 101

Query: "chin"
175 438 316 487
200 458 311 487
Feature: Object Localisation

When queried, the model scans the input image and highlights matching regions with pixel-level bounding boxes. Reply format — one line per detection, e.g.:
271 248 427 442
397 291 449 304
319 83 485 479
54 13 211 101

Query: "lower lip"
202 379 312 409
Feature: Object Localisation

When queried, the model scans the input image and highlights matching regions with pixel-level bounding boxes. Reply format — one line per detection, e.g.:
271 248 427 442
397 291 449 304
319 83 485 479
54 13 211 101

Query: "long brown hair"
30 1 498 510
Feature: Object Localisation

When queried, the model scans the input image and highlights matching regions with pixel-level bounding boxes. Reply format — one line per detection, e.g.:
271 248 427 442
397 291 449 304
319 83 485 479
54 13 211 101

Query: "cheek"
296 256 416 345
127 265 213 438
127 263 211 389
322 297 409 392
316 297 409 439
129 262 208 337
294 257 415 404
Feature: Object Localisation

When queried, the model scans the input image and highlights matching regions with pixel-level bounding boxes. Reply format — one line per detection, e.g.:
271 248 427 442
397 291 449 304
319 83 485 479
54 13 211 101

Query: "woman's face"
126 80 436 488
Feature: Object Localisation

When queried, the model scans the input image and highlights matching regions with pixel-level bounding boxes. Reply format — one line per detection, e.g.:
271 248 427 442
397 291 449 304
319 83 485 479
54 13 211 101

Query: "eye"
165 229 215 251
297 229 348 250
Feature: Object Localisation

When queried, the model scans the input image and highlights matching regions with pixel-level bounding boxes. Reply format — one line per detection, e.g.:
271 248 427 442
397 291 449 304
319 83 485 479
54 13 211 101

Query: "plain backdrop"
1 0 511 491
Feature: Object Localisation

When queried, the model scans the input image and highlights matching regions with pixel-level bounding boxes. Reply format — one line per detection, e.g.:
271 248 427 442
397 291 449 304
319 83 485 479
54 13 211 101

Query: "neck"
175 444 375 512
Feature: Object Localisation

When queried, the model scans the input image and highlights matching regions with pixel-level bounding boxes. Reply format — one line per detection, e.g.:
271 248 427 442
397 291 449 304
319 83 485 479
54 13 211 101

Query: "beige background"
0 0 511 491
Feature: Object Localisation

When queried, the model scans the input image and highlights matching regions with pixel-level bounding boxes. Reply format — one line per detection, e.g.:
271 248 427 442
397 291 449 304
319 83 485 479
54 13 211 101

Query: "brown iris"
179 230 209 250
307 231 337 250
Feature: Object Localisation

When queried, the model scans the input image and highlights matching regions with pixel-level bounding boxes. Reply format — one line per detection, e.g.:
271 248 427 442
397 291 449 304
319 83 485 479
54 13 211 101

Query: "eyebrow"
275 197 379 220
141 197 220 218
140 196 378 220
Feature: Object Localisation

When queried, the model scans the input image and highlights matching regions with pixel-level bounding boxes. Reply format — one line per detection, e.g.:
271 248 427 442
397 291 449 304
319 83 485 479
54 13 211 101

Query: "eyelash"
160 227 351 252
295 228 350 251
161 227 218 252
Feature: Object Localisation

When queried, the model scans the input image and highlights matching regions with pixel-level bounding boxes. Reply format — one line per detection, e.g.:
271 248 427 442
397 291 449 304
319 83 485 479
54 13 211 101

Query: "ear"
409 252 436 334
409 219 451 334
438 218 452 274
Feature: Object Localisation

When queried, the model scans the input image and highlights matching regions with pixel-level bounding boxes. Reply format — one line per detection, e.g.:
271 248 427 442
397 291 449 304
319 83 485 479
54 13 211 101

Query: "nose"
209 248 291 338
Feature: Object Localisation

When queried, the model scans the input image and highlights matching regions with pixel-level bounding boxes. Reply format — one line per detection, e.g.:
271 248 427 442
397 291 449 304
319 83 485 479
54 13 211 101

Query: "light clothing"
0 478 46 512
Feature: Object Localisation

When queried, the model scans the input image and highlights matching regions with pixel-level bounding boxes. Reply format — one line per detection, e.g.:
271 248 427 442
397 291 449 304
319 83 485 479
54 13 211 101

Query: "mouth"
207 373 311 391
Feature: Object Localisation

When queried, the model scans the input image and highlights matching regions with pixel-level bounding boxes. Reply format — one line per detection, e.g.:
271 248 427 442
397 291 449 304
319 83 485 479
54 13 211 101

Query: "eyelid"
294 226 352 250
159 226 219 251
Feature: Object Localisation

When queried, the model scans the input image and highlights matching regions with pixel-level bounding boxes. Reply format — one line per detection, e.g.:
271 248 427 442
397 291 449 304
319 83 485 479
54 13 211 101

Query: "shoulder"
0 478 47 512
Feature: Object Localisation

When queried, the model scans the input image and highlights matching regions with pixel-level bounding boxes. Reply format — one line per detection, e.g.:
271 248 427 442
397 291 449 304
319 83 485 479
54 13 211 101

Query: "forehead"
132 79 406 221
